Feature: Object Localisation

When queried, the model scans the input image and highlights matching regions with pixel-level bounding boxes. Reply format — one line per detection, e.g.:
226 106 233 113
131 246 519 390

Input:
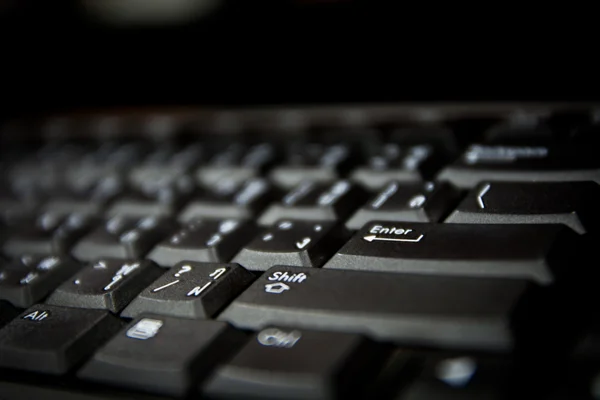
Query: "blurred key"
345 181 460 230
0 304 122 374
445 181 600 234
47 258 162 313
130 145 203 189
351 143 441 190
0 194 39 223
122 261 254 319
3 213 97 257
72 215 176 261
232 220 347 271
106 180 195 218
394 353 512 400
147 218 255 266
0 255 81 308
325 221 580 285
197 143 277 190
483 116 554 144
270 143 355 189
204 326 386 400
257 180 368 226
179 178 275 221
79 315 245 396
389 126 459 155
437 144 600 188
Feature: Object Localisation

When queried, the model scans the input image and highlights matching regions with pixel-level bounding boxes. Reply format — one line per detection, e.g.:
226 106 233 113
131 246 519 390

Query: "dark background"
1 0 597 117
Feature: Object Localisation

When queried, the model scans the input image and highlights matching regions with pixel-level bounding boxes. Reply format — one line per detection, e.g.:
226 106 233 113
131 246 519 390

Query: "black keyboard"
1 104 600 399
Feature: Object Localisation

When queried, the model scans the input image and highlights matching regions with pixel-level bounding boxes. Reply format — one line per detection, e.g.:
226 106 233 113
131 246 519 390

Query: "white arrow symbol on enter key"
363 234 424 243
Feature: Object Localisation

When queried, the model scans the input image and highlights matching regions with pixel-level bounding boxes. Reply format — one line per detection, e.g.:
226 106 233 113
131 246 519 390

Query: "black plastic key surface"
257 180 368 226
0 255 81 308
129 145 202 191
106 184 195 218
204 326 385 400
351 144 439 190
269 143 355 188
437 144 600 188
483 118 554 144
0 301 19 329
147 218 255 266
121 261 255 319
197 143 277 189
46 258 162 313
179 178 275 221
445 181 600 234
79 315 244 396
231 220 347 271
0 196 39 223
0 304 122 374
345 181 460 230
2 213 97 257
72 216 176 261
42 174 125 218
218 266 535 350
324 221 579 285
394 354 512 400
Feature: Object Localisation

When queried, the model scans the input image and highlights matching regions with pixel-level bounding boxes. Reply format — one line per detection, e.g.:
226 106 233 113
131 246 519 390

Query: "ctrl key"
0 304 122 374
203 327 386 400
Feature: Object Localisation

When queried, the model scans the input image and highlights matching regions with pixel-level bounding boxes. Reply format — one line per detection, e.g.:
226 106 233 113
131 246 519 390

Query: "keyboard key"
231 220 347 271
2 213 97 257
204 327 386 400
121 262 255 319
257 180 368 226
44 175 125 218
0 196 39 223
41 195 109 218
197 143 277 189
484 118 554 144
147 218 255 266
129 146 202 191
72 216 176 261
351 144 440 190
179 178 275 221
345 181 460 230
437 144 600 188
0 255 81 308
0 301 19 329
46 258 162 313
106 185 195 218
0 304 122 374
445 181 600 234
218 266 538 350
79 315 245 396
324 221 579 285
269 143 355 188
63 161 124 196
393 353 512 400
389 126 459 155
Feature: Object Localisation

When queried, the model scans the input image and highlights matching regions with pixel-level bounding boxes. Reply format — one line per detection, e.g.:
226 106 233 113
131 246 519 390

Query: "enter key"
324 221 583 285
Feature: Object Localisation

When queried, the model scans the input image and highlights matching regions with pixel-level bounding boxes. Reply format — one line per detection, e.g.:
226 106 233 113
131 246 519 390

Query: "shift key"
218 266 544 351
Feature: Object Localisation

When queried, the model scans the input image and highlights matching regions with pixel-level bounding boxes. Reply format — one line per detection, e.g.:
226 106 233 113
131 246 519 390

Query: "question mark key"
121 262 256 319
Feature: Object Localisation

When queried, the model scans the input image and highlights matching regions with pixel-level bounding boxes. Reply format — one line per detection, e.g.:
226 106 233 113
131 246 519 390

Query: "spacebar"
217 266 539 351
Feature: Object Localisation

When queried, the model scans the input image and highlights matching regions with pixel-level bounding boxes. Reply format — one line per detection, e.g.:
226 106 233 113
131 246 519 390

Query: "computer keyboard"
0 104 599 399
